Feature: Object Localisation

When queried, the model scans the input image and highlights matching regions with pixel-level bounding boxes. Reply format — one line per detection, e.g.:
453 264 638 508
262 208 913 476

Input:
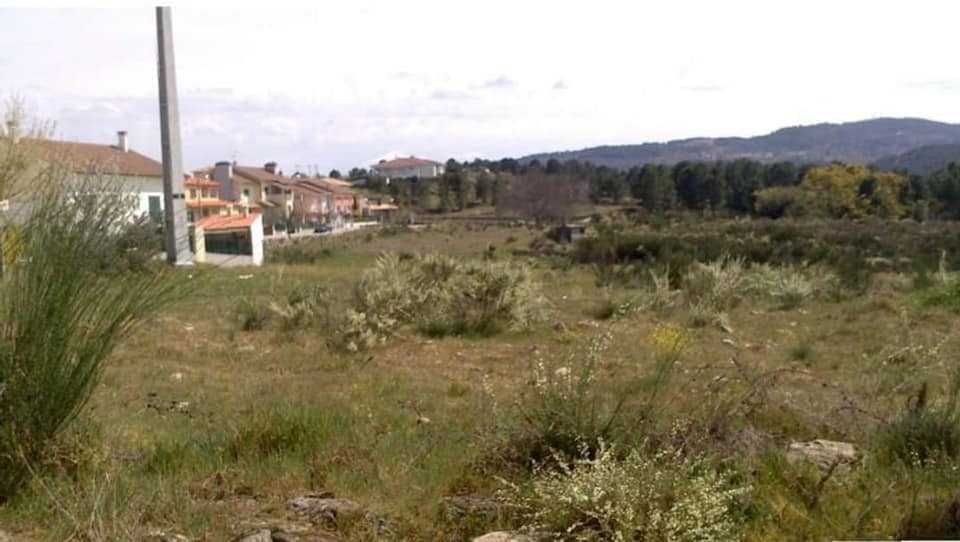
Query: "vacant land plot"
3 220 960 541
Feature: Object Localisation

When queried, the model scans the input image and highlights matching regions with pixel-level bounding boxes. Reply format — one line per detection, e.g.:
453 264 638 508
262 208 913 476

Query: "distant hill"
872 143 960 175
522 118 960 169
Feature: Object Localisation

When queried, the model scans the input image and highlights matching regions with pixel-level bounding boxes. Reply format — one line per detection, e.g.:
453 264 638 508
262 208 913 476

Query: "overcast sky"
2 1 959 172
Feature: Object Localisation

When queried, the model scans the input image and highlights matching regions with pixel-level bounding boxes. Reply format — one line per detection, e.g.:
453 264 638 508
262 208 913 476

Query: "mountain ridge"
521 118 960 169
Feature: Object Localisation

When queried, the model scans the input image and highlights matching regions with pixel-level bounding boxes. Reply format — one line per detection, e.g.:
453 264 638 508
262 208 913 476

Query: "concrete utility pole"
156 6 192 265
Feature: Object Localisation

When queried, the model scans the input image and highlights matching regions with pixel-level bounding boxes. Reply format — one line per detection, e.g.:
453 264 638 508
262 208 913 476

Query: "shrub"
337 253 546 350
501 442 750 541
643 267 681 313
0 173 180 501
754 186 807 218
510 330 685 464
234 297 270 331
876 370 960 466
747 264 827 310
269 284 334 331
684 255 747 313
591 294 642 321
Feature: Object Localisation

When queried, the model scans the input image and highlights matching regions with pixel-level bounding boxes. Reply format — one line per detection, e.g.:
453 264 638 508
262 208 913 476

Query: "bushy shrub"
754 186 807 219
643 267 681 313
684 255 747 313
683 255 745 327
234 297 270 331
747 264 832 309
0 174 180 501
876 370 960 466
338 253 546 351
511 329 687 464
269 284 334 331
501 442 749 541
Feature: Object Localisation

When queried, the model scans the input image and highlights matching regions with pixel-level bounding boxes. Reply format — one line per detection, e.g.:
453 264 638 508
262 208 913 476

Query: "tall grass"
0 168 181 500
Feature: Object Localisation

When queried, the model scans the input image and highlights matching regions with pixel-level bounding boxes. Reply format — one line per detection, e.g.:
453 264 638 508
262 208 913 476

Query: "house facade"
5 130 165 221
371 156 444 180
210 161 366 234
185 172 235 223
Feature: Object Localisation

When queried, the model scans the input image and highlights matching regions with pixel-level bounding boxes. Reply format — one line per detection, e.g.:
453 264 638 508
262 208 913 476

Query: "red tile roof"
233 165 288 185
185 177 219 188
373 157 441 170
24 138 163 177
195 214 258 231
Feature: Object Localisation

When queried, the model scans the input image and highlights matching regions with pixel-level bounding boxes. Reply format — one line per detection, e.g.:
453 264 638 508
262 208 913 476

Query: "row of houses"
8 129 404 235
189 161 367 235
2 125 460 265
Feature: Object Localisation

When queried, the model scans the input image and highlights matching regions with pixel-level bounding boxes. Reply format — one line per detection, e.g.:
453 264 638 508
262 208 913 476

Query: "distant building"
210 161 367 234
371 156 444 180
184 173 234 223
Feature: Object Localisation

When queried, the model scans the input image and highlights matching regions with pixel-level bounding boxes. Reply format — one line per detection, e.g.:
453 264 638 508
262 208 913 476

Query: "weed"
789 342 815 364
234 297 270 331
876 370 960 466
501 441 750 541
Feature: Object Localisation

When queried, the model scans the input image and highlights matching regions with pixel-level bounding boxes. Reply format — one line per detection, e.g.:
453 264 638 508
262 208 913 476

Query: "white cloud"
2 1 960 171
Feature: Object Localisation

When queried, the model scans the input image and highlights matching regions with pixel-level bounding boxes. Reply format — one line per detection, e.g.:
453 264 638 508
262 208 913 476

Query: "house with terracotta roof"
9 130 165 221
193 212 264 266
184 172 235 223
371 156 445 180
211 161 366 234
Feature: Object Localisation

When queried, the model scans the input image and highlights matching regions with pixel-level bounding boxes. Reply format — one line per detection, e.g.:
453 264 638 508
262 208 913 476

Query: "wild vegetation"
0 209 958 540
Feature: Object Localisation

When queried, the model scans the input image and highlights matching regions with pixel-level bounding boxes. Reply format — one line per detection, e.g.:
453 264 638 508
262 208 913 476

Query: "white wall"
115 175 164 216
375 163 443 179
250 213 264 266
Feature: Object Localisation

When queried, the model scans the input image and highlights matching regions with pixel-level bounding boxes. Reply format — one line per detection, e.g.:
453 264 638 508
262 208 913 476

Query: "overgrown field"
4 219 960 541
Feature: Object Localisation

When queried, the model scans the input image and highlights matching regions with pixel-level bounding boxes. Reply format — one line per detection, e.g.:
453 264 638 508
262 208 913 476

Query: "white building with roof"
371 156 444 180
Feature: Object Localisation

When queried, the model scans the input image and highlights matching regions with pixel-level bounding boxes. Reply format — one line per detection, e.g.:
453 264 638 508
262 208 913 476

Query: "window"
148 195 162 223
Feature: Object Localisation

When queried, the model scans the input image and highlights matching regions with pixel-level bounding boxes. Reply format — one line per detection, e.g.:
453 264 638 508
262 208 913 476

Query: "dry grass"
1 222 959 540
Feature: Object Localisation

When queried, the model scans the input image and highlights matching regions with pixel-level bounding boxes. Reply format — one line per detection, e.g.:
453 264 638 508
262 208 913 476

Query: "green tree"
635 164 676 212
328 169 342 179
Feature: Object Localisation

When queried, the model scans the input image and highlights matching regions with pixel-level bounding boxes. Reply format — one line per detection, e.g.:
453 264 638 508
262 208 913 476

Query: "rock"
234 529 272 542
146 532 190 542
472 532 534 542
721 338 737 347
786 439 858 472
441 495 501 523
288 494 364 522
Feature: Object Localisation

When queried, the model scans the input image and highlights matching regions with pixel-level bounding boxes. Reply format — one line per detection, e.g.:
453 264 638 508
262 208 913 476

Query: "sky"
2 1 960 173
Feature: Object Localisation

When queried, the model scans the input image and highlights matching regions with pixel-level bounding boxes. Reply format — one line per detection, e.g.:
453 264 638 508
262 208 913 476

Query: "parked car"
314 224 333 234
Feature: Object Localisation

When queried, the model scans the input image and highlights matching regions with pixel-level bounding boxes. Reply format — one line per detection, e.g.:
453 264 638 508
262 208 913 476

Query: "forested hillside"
873 143 960 175
523 118 960 169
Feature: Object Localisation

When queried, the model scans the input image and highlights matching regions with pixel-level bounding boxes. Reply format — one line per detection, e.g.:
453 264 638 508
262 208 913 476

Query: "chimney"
6 119 19 144
264 161 278 174
117 130 129 152
213 161 235 200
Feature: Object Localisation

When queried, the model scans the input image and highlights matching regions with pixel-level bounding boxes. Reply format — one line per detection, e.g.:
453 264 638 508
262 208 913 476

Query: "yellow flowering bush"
649 324 691 362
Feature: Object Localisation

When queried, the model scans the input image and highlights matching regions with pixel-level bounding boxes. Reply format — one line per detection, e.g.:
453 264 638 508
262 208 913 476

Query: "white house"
371 156 445 180
6 129 165 221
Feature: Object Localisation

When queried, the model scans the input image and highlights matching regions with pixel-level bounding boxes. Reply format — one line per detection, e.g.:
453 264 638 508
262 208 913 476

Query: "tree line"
352 156 960 221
